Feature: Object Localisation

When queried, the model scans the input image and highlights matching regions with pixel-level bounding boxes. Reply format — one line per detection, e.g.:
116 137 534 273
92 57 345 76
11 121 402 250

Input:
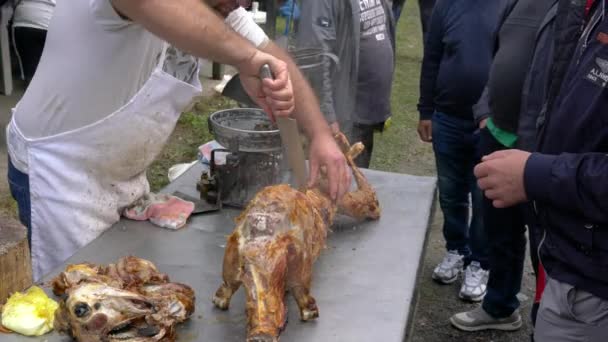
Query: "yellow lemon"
1 286 59 336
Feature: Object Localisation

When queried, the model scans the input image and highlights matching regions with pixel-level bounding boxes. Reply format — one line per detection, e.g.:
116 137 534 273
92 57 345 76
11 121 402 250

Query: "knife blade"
259 64 308 189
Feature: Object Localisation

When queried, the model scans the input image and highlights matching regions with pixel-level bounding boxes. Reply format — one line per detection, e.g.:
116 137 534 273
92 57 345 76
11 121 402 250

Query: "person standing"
473 0 608 340
450 0 561 332
417 0 515 302
6 0 351 282
12 0 56 84
296 0 395 168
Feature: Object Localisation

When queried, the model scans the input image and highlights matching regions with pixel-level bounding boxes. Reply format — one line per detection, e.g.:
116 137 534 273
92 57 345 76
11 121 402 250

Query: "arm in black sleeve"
524 152 608 223
417 0 445 121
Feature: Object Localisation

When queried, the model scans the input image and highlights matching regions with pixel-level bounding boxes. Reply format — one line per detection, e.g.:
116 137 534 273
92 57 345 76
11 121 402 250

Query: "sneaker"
459 261 489 302
432 250 464 284
450 306 522 332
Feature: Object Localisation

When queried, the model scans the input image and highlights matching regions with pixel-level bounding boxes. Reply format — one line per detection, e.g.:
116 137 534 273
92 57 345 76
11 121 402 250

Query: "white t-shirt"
11 1 268 140
13 0 56 31
14 0 164 139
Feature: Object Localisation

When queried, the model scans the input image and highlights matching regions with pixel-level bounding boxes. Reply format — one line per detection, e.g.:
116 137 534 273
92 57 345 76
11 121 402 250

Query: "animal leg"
288 254 319 321
213 233 242 310
292 285 319 321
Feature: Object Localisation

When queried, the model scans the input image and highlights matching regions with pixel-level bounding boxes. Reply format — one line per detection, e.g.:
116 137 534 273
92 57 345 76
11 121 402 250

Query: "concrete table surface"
5 163 436 342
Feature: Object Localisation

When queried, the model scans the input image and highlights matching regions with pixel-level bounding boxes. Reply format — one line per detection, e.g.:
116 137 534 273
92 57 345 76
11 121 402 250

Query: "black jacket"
417 0 514 121
517 1 559 151
524 0 608 299
473 0 558 133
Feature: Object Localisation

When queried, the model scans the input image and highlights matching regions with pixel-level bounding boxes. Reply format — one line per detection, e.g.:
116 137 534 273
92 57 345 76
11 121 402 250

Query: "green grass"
147 96 236 191
370 0 435 176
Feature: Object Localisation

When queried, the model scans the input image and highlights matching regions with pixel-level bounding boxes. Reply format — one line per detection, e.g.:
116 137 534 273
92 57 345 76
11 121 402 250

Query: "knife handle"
260 64 274 80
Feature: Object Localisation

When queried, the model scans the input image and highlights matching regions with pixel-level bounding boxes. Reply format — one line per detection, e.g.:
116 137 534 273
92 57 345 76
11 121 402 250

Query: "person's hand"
308 133 351 201
329 122 340 134
236 50 295 119
479 118 488 129
417 120 432 142
474 149 531 208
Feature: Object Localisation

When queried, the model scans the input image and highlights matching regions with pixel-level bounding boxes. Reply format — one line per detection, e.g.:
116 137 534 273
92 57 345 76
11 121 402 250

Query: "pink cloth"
123 193 194 230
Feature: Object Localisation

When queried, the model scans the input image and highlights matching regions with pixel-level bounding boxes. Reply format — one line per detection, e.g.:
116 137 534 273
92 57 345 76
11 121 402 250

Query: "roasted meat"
212 132 381 341
52 256 195 342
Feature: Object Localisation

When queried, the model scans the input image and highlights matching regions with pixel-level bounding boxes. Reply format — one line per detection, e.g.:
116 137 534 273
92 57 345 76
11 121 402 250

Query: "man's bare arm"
111 0 257 68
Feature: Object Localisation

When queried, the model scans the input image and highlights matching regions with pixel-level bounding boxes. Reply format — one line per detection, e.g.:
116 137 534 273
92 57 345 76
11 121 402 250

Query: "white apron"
7 44 202 281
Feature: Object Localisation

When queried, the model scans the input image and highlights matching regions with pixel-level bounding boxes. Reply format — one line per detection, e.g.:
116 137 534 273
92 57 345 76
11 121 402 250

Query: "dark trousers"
348 122 384 169
479 128 527 318
13 26 47 82
7 156 32 246
431 112 488 268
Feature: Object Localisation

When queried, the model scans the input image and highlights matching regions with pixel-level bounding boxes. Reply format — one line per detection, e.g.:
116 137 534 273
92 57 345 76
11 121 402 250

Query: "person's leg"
459 127 490 301
418 0 436 36
535 277 608 342
450 128 525 331
7 156 32 246
393 1 405 23
430 112 473 283
348 123 374 168
13 27 48 82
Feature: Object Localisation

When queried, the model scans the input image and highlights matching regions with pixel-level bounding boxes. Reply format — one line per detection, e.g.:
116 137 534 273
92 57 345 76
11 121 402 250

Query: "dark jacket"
517 1 559 151
473 0 558 132
417 0 513 121
524 0 608 299
295 0 395 125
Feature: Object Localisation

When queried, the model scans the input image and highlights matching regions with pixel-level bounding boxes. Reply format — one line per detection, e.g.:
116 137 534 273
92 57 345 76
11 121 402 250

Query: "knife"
259 64 308 189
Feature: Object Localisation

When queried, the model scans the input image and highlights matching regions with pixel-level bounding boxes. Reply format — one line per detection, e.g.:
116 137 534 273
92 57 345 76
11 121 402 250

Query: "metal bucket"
208 108 282 152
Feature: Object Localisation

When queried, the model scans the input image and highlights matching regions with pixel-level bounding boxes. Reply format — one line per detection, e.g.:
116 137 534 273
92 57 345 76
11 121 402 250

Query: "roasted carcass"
212 132 381 342
52 256 195 342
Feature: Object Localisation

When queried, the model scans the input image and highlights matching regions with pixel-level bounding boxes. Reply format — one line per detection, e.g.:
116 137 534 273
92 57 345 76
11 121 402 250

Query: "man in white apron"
6 0 351 282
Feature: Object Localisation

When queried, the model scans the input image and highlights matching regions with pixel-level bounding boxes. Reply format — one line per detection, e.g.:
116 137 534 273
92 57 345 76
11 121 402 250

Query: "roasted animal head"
52 257 195 342
54 283 162 342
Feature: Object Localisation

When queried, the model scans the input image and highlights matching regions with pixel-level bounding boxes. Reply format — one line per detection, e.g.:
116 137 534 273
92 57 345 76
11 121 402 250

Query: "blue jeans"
431 112 488 269
7 156 32 246
478 128 526 319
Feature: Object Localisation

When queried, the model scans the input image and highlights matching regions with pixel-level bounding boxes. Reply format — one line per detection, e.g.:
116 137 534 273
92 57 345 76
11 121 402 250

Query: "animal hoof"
247 334 277 342
301 308 319 321
212 295 229 310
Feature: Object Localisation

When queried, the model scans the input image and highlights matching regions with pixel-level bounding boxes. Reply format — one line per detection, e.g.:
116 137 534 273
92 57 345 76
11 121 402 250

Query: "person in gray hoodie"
296 0 395 168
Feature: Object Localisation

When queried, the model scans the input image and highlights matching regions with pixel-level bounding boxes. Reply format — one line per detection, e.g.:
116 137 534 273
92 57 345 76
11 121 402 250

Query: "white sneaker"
459 261 489 302
432 250 464 284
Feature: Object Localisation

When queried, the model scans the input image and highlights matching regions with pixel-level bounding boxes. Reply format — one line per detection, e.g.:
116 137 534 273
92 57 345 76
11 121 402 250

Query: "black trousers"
478 128 527 319
14 26 47 81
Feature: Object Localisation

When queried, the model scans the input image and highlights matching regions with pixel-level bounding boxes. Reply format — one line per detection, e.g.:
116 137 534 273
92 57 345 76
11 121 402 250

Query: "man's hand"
474 149 531 208
479 118 488 129
308 134 351 201
417 120 432 142
236 50 295 119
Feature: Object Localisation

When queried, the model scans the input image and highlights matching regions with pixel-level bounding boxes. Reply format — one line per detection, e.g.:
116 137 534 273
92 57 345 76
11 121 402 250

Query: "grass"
147 96 237 191
370 1 435 176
